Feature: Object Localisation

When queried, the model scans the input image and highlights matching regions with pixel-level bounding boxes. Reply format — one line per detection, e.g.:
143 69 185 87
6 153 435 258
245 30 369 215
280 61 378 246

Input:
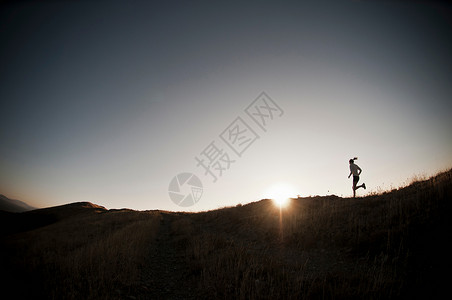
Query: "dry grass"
182 169 452 299
1 209 161 299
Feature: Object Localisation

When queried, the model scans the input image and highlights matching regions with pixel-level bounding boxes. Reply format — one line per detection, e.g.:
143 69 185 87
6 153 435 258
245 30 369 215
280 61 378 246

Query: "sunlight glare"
264 183 297 208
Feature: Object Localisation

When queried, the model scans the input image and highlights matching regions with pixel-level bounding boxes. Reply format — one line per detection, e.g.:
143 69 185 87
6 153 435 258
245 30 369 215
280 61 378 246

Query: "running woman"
348 158 366 198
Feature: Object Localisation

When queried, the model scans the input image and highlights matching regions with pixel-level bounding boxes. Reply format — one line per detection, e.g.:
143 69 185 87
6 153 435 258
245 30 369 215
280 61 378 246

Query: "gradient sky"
1 0 451 211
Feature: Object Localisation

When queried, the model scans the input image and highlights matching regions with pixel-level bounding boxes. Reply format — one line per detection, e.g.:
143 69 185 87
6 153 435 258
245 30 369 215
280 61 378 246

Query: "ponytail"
349 157 358 163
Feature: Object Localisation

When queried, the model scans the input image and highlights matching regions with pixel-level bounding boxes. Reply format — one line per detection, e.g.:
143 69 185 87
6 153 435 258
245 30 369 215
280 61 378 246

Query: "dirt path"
127 211 361 299
132 213 196 300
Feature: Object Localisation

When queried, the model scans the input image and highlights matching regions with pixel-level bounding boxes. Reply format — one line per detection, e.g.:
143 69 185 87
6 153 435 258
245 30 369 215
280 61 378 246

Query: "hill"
0 194 36 212
0 169 451 299
0 201 107 236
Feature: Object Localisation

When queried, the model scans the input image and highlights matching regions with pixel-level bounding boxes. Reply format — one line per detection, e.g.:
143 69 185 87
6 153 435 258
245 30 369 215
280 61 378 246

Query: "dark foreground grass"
1 169 451 299
1 208 162 299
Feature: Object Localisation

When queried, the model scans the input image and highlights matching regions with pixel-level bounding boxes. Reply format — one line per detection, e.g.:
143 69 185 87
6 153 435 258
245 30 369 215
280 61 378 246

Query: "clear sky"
1 0 451 211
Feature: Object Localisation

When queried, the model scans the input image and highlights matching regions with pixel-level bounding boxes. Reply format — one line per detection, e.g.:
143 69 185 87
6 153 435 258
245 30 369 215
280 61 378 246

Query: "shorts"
353 175 360 185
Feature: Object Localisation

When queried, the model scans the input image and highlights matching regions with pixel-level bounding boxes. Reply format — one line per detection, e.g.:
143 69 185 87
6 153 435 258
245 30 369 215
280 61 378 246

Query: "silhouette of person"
348 158 366 198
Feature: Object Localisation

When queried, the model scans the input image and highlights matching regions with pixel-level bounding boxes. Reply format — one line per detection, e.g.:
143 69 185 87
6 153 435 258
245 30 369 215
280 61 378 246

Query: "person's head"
349 159 354 164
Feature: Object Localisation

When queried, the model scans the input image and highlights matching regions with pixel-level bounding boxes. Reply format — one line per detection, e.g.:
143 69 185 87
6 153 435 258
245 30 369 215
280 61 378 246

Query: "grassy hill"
1 169 451 299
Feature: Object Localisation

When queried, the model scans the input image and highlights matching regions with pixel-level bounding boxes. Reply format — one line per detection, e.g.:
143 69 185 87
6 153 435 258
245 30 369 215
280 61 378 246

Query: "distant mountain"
0 194 36 212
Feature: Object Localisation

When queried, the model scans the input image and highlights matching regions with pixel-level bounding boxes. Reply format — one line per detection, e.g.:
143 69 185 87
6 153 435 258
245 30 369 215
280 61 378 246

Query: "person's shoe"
363 183 366 190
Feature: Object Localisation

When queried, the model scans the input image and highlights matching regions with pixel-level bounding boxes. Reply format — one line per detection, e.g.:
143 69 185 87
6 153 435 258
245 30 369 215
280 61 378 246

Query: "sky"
1 0 451 211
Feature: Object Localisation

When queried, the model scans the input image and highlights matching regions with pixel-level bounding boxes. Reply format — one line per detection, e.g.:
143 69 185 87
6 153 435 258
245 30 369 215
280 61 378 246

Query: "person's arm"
348 170 352 178
357 166 362 175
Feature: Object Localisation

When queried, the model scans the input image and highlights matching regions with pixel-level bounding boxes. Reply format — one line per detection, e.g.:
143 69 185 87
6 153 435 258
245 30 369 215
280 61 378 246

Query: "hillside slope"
1 169 451 299
0 201 107 236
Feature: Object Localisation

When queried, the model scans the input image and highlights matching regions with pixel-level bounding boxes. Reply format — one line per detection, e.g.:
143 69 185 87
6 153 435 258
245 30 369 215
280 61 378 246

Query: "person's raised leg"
356 184 366 190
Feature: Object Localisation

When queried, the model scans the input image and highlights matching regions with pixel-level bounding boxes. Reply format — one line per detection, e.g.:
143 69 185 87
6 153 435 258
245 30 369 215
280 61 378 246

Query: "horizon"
2 168 451 213
1 0 451 212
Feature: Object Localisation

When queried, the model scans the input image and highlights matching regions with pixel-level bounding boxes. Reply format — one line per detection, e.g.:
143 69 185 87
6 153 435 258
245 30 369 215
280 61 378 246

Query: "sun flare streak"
264 183 297 208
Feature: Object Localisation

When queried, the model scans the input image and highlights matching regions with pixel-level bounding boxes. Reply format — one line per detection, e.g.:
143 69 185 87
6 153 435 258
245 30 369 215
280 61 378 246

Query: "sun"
264 183 297 208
